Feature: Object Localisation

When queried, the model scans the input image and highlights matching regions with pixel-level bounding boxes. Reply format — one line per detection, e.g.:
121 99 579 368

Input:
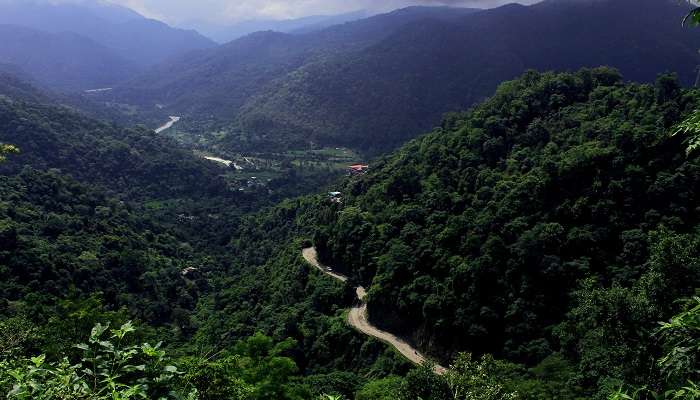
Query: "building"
328 191 342 204
348 164 369 175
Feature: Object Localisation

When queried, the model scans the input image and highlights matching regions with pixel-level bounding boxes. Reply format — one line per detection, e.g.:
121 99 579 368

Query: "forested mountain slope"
238 0 700 154
111 7 479 118
0 98 226 200
0 72 49 104
0 25 138 91
0 168 205 330
311 68 700 397
1 69 699 399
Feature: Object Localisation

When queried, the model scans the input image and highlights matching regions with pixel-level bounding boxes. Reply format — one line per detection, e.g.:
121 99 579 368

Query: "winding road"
302 247 447 374
154 116 181 133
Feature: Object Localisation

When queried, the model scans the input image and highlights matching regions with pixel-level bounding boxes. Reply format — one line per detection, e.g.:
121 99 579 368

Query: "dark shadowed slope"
237 0 700 154
112 7 480 116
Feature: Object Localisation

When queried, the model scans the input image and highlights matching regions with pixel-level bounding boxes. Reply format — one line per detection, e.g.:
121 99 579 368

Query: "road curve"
155 116 181 133
301 247 447 374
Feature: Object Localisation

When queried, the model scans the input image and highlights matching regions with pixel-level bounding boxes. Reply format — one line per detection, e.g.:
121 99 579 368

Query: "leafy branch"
672 111 700 155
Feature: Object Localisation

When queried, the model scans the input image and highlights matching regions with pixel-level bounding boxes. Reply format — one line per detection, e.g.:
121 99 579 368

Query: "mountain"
310 68 700 396
111 6 481 126
113 0 700 155
0 71 50 103
0 24 138 91
236 0 700 154
0 0 216 67
187 10 370 43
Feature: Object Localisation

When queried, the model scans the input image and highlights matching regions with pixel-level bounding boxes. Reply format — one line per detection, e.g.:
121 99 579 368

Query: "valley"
0 1 699 399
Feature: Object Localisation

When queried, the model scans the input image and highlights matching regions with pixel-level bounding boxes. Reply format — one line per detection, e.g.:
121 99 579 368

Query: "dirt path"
301 247 446 374
155 116 181 133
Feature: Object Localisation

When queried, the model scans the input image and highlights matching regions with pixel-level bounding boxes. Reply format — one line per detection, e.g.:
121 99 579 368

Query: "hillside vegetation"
0 98 227 200
312 68 700 397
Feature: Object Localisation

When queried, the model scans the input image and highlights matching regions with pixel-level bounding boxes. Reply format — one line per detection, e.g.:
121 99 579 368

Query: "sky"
102 0 533 25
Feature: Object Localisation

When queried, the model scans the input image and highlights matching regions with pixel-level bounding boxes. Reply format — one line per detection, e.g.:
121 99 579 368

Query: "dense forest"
0 97 232 201
4 68 697 399
237 0 700 154
1 0 700 397
311 68 700 398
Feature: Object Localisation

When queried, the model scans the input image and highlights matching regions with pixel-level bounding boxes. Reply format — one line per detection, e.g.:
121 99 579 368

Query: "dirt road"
301 247 446 374
154 116 181 133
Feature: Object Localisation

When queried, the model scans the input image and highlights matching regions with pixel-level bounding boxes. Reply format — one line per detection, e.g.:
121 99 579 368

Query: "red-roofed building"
348 164 369 175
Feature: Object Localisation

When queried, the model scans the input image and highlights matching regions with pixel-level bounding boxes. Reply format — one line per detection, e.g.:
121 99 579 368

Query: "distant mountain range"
0 0 215 67
0 24 138 91
0 0 215 91
185 10 371 43
109 6 480 128
110 0 700 154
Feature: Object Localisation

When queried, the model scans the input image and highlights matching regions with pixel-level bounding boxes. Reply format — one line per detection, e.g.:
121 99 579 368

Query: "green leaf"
30 354 45 368
74 343 90 351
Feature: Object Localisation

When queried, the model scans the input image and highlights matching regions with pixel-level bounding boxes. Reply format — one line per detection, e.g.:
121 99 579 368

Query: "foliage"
0 168 205 331
355 376 404 400
443 354 520 400
683 3 700 27
608 298 700 399
0 98 227 200
0 322 195 399
0 144 17 163
672 111 700 155
313 69 700 396
657 298 700 388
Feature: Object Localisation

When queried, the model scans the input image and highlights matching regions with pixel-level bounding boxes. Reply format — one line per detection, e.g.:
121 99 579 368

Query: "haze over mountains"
0 0 214 90
111 6 480 122
185 10 371 43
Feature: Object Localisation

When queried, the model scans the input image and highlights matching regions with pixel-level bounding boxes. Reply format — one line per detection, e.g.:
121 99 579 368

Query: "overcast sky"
104 0 535 25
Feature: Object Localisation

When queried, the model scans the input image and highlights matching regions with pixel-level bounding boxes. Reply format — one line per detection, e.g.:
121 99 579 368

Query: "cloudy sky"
104 0 532 25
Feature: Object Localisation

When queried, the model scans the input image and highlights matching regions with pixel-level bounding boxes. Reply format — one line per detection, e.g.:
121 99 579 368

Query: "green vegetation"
311 68 700 398
0 98 227 201
0 322 194 399
0 144 17 163
3 7 700 394
3 67 700 399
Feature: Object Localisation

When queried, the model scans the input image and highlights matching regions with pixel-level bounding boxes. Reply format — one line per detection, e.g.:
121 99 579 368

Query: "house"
348 164 369 175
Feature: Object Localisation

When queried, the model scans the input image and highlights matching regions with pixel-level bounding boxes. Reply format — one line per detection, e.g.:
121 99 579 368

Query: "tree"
672 2 700 155
443 354 519 400
0 143 18 163
609 298 700 399
672 114 700 155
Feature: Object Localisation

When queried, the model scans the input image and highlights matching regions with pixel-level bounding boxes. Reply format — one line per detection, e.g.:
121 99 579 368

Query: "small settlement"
329 164 370 203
